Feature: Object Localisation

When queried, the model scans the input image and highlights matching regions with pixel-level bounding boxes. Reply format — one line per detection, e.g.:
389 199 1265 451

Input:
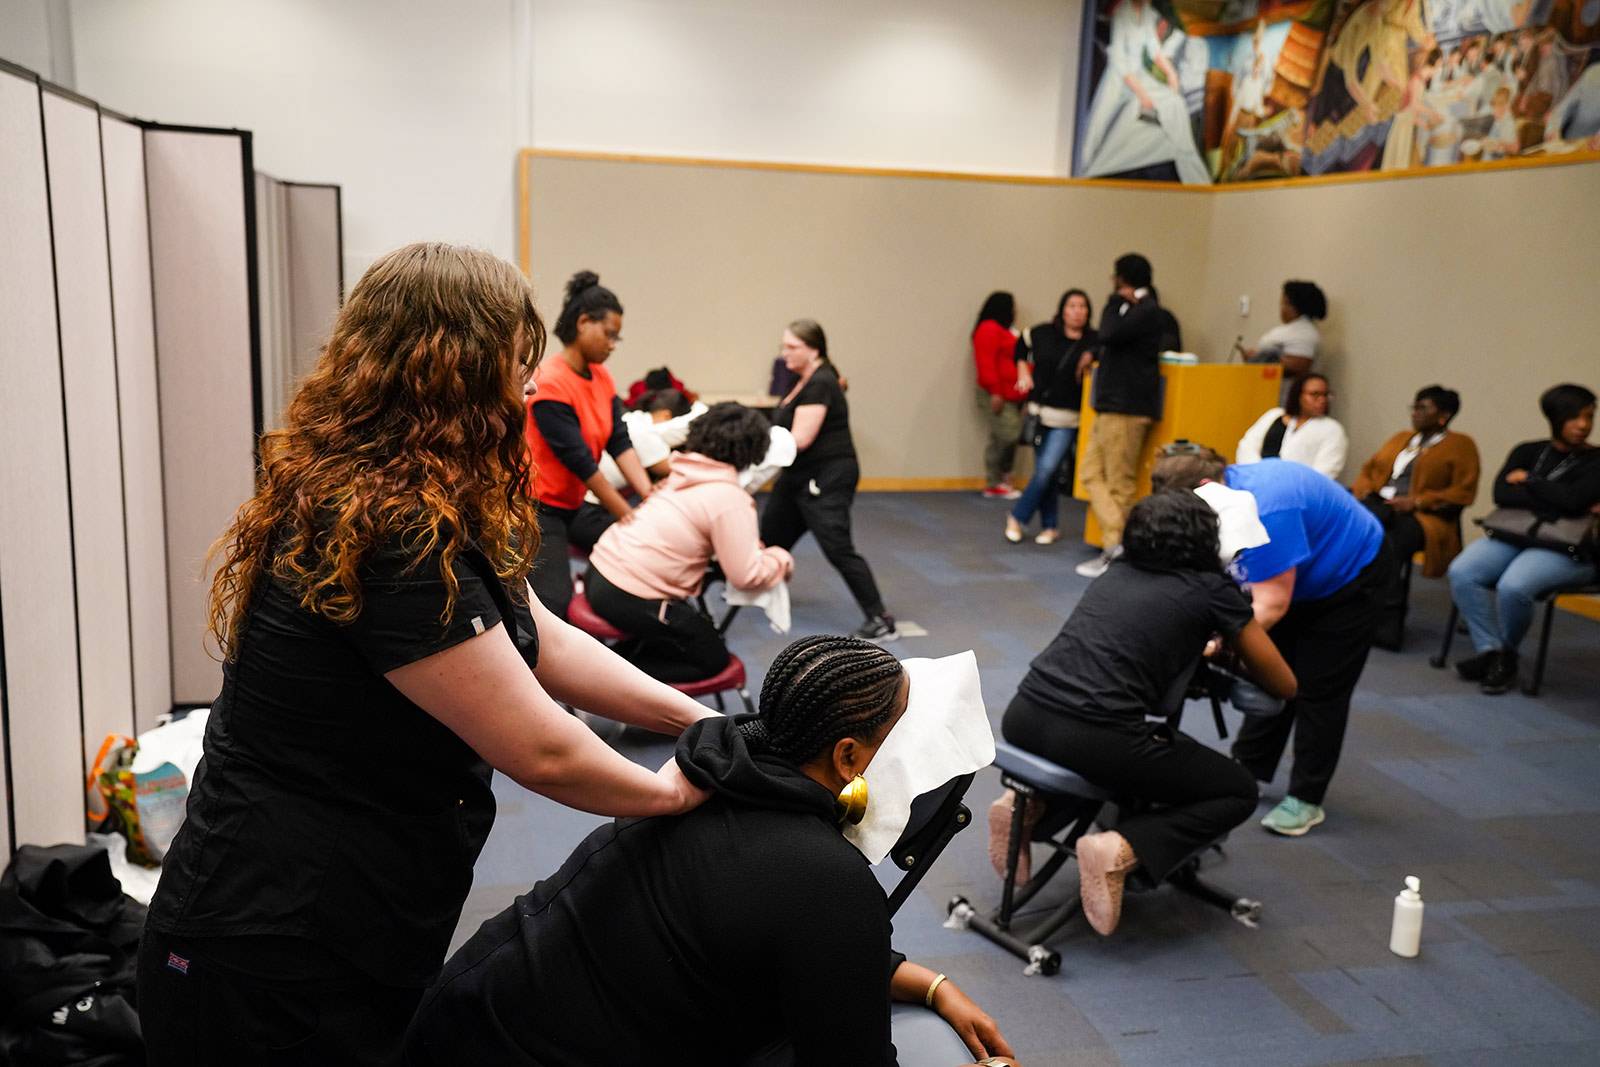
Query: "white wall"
0 0 55 77
529 0 1081 176
70 0 522 278
64 0 1083 279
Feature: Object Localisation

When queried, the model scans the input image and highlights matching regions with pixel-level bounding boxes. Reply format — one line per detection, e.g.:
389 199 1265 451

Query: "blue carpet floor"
455 491 1600 1066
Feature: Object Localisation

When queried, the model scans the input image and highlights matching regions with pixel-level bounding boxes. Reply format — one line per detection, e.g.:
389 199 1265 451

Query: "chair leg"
997 788 1031 928
1523 598 1558 696
1430 602 1460 669
712 691 725 712
737 688 755 713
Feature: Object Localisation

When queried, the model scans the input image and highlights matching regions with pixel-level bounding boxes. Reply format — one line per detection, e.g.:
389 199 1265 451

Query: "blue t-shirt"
1226 459 1383 602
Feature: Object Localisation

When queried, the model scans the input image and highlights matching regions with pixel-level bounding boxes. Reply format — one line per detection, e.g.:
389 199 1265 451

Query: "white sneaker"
1074 552 1113 578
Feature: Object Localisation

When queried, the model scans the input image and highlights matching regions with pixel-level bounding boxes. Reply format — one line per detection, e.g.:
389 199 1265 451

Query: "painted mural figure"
1381 46 1447 166
1072 0 1600 183
1079 0 1212 184
1313 0 1433 128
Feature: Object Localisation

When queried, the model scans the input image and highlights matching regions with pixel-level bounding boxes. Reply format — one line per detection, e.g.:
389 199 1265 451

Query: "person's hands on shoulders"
656 756 710 815
933 980 1015 1063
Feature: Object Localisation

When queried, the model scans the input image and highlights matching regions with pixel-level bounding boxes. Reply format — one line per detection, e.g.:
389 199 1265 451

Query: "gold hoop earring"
835 775 868 826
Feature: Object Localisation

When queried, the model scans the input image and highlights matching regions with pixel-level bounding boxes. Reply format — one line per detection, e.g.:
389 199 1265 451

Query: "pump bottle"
1389 875 1423 958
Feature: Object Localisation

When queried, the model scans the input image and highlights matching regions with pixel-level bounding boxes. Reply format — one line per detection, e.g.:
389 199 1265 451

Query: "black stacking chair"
948 663 1264 977
743 773 978 1066
1430 578 1600 695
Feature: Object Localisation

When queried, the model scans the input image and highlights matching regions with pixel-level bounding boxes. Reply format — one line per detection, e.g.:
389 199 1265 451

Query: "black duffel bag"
0 843 145 1066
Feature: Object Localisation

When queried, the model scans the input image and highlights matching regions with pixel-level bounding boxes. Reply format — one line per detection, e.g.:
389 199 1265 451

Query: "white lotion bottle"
1389 876 1423 958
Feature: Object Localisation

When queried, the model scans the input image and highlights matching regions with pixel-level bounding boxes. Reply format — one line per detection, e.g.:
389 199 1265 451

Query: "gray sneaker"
1074 551 1113 579
853 614 900 643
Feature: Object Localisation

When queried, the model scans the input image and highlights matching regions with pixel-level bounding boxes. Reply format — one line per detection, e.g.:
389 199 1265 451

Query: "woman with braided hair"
407 635 1021 1067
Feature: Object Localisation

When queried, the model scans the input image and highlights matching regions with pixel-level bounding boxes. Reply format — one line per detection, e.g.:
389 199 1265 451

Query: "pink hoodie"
589 452 793 601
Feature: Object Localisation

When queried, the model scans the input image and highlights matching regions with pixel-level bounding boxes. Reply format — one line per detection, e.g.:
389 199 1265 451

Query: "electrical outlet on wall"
1239 295 1250 316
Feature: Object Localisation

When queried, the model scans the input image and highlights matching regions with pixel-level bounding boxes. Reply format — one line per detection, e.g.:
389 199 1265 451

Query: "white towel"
721 580 791 634
843 650 996 865
1193 481 1270 563
738 426 798 493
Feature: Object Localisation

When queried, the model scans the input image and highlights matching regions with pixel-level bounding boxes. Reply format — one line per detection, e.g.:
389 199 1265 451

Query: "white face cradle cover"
1193 480 1270 563
843 651 996 865
738 425 798 492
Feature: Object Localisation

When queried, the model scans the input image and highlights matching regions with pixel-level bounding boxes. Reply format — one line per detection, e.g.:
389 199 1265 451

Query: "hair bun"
565 270 601 299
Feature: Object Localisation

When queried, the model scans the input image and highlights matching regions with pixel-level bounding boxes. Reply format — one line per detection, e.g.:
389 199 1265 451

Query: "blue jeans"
1010 426 1076 530
1447 537 1596 654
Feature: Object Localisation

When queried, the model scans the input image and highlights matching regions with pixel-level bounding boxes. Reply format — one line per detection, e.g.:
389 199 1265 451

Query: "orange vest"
526 357 619 510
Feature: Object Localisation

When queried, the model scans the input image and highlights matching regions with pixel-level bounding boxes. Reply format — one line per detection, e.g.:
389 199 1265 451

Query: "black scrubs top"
146 541 534 988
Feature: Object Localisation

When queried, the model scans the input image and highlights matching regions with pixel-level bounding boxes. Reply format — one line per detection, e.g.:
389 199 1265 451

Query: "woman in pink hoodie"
586 403 793 681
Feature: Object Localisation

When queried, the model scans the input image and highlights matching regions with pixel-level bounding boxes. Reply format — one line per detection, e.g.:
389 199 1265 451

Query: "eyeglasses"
1161 440 1205 456
1302 389 1332 399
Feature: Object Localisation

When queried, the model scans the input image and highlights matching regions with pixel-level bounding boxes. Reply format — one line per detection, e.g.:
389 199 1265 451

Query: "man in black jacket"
1076 252 1167 578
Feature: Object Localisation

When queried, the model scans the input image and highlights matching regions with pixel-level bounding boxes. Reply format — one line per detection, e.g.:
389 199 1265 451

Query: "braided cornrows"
743 636 905 764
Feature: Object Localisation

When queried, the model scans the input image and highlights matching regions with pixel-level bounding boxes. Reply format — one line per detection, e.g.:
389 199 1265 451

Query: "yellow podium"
1075 362 1283 547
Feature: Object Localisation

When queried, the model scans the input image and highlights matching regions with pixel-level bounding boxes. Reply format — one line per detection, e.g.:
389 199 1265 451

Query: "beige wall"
526 153 1599 495
527 156 1211 481
1200 162 1600 523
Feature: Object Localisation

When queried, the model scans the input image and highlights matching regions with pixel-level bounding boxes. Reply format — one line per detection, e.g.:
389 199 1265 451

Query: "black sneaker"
853 613 900 643
1454 650 1493 681
1480 649 1519 695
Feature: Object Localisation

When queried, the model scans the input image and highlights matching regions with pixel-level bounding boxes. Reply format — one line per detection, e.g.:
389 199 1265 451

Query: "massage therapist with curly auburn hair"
137 244 716 1067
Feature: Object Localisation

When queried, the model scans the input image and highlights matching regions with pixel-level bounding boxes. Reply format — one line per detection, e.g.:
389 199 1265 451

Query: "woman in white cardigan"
1236 372 1348 480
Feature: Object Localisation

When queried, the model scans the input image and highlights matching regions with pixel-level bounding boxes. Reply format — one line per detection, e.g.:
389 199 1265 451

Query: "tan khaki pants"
1080 413 1154 547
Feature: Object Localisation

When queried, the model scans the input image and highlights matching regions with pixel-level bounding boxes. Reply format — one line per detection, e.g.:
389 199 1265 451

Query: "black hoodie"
404 716 901 1067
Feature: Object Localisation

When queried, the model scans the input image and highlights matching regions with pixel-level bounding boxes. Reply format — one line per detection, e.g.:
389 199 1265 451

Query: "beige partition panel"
102 114 172 733
42 88 137 765
284 182 342 389
525 154 1210 481
256 173 293 430
145 127 258 706
0 68 87 849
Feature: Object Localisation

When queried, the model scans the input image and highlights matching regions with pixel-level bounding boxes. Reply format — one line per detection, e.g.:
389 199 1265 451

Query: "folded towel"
1193 480 1270 563
722 580 791 634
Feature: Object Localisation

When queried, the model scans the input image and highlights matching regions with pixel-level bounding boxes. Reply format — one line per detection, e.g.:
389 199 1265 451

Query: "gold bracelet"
924 973 947 1008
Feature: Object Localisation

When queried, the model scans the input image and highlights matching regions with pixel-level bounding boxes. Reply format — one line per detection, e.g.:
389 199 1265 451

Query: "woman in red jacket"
973 291 1028 499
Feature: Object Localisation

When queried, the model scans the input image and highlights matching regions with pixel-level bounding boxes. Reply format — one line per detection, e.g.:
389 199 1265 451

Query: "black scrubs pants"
1232 540 1398 806
584 565 731 683
1001 694 1258 882
758 460 884 618
138 929 421 1067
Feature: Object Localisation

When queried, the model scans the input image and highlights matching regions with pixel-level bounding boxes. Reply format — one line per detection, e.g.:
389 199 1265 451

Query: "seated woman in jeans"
1006 289 1097 545
1448 383 1599 694
586 403 793 682
993 491 1296 936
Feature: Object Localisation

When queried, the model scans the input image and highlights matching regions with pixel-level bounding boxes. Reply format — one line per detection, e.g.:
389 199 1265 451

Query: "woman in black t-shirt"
995 491 1296 937
1007 289 1098 545
138 244 715 1067
759 318 897 641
